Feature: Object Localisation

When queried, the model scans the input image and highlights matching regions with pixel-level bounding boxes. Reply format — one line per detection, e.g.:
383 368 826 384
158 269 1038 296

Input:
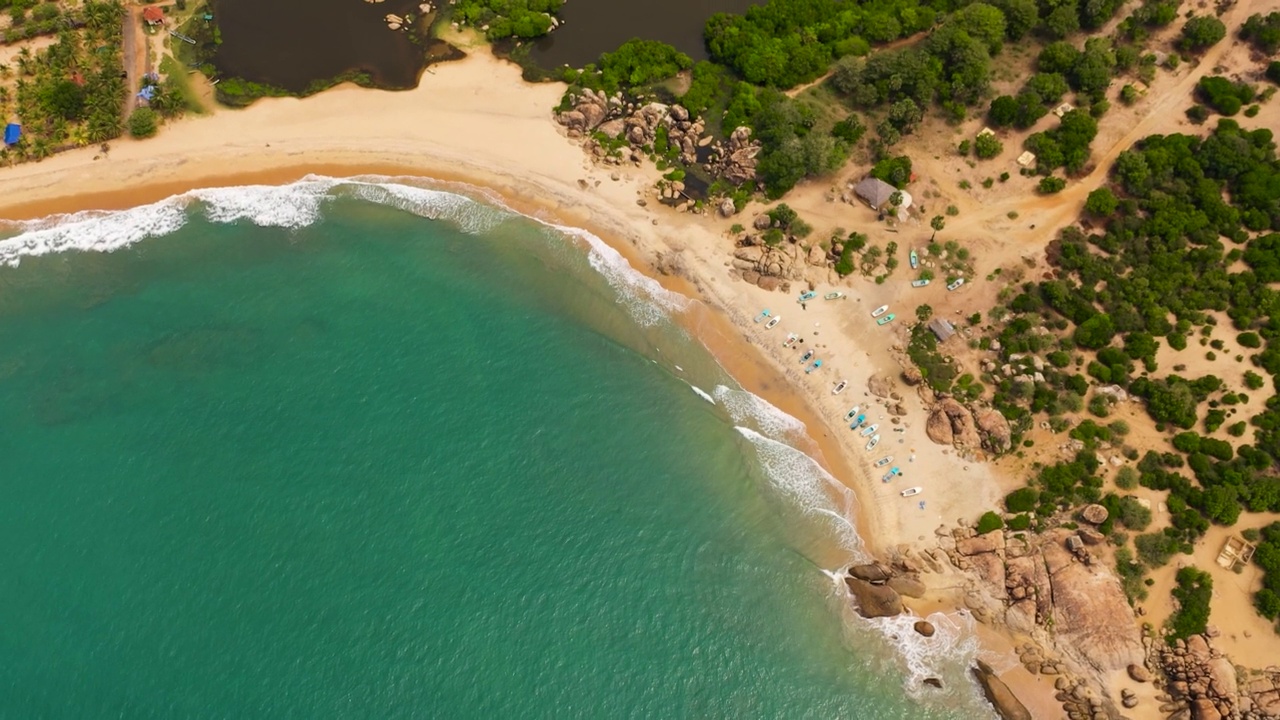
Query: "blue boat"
753 309 771 323
797 291 816 303
805 359 823 374
849 414 866 429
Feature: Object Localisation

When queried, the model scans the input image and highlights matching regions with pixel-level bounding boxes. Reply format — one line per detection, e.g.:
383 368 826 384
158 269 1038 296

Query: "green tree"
1168 567 1213 641
916 304 934 322
930 215 945 241
974 132 1003 159
1179 16 1227 52
1085 187 1119 216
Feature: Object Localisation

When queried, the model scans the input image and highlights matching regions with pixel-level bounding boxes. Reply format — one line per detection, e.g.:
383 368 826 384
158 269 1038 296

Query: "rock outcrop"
707 126 760 185
974 408 1013 453
1156 633 1280 720
731 241 808 287
844 576 904 618
927 398 981 448
972 660 1034 720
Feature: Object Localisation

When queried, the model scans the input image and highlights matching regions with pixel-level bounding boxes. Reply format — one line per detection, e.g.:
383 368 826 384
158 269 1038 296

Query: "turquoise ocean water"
0 178 995 718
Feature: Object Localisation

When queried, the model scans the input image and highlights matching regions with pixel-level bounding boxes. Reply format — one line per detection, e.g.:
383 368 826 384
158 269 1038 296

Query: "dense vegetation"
1240 11 1280 54
452 0 564 39
1 2 127 162
1168 567 1213 642
560 40 693 94
1253 522 1280 632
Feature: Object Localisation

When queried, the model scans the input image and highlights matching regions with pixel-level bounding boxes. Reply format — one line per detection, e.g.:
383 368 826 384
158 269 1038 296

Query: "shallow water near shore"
0 178 994 717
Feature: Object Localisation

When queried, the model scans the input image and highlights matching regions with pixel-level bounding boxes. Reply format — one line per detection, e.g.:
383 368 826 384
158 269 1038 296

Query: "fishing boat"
870 305 889 318
800 349 815 363
881 467 901 483
844 405 861 420
754 309 771 323
900 486 922 497
859 423 879 437
832 380 848 395
824 291 845 301
783 333 800 348
911 279 930 288
849 414 866 429
876 314 896 326
764 315 782 329
798 291 817 303
865 434 881 451
805 359 823 374
909 249 919 269
873 455 894 467
947 278 965 291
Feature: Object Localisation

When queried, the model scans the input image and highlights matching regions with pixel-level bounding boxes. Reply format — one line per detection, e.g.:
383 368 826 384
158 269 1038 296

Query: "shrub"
1136 531 1181 567
1005 487 1040 513
975 133 1003 159
1039 176 1067 194
977 511 1005 534
1178 16 1227 53
127 108 158 139
1007 513 1032 531
1118 496 1153 530
1114 466 1139 489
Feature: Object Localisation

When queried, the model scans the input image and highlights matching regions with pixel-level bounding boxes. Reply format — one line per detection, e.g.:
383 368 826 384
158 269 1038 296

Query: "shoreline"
0 45 1035 712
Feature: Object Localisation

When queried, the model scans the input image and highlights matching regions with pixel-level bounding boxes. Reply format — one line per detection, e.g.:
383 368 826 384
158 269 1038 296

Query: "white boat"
909 249 919 270
844 405 861 420
832 380 848 395
865 434 881 451
947 278 965 291
873 455 894 467
871 305 889 318
859 423 879 437
783 333 799 348
765 316 782 329
754 309 771 323
911 279 930 288
900 486 922 497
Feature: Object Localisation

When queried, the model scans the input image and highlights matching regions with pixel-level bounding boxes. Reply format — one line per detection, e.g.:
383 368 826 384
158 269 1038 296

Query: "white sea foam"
0 198 191 267
689 384 716 405
714 384 806 442
734 427 862 553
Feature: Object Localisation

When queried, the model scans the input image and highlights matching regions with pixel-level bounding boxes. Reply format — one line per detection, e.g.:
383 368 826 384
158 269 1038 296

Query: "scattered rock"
923 677 944 689
914 620 936 637
1127 664 1151 683
902 367 924 386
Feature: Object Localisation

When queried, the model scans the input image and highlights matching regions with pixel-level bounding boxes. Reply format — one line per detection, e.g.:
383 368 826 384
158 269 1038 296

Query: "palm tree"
930 215 945 241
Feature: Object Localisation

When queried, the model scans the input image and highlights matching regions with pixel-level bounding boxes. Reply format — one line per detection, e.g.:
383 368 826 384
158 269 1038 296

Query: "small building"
1016 151 1036 168
142 6 165 26
3 123 20 146
1217 536 1255 570
1053 102 1075 118
852 177 913 212
977 127 995 138
928 318 956 343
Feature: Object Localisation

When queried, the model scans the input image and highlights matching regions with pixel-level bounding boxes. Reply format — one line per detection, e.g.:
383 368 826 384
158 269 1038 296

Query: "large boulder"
556 110 587 132
718 198 737 218
974 408 1013 454
971 660 1034 720
887 574 927 598
927 398 981 448
956 532 1004 556
868 373 893 398
1191 697 1222 720
848 562 892 583
1127 663 1152 683
914 620 936 637
844 575 904 618
1081 504 1109 525
902 367 924 386
578 100 606 129
597 118 626 139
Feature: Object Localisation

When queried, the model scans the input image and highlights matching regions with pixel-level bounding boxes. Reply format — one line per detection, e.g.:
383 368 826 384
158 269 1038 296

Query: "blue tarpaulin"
3 123 19 145
136 86 156 102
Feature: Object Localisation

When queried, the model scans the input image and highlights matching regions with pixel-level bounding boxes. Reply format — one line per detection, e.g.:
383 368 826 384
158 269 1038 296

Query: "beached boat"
798 291 817 303
870 305 889 318
800 349 815 363
873 455 894 467
805 359 823 374
911 279 930 288
881 467 901 483
876 314 896 326
764 316 781 329
900 486 922 497
849 414 866 429
783 333 799 348
754 309 771 323
832 380 848 394
844 405 861 420
865 434 881 451
909 249 919 269
824 291 845 300
859 423 879 437
947 278 965 291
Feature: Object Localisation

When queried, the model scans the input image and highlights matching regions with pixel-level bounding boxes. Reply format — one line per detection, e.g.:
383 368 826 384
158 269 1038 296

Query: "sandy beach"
0 41 1055 712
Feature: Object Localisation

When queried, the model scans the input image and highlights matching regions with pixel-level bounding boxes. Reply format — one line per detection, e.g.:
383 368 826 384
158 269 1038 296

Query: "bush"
1179 16 1227 53
974 133 1003 159
1039 176 1067 194
1114 466 1139 489
1168 566 1213 641
1118 496 1153 530
1085 187 1119 216
977 511 1005 534
1005 487 1040 513
1136 531 1181 567
127 107 158 138
1007 513 1032 531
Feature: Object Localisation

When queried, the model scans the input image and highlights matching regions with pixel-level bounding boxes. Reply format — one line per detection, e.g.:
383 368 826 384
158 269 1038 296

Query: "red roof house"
142 6 165 25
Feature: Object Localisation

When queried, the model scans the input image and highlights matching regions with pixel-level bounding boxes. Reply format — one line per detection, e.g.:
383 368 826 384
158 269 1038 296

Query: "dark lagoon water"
210 0 428 92
0 176 997 719
528 0 758 68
